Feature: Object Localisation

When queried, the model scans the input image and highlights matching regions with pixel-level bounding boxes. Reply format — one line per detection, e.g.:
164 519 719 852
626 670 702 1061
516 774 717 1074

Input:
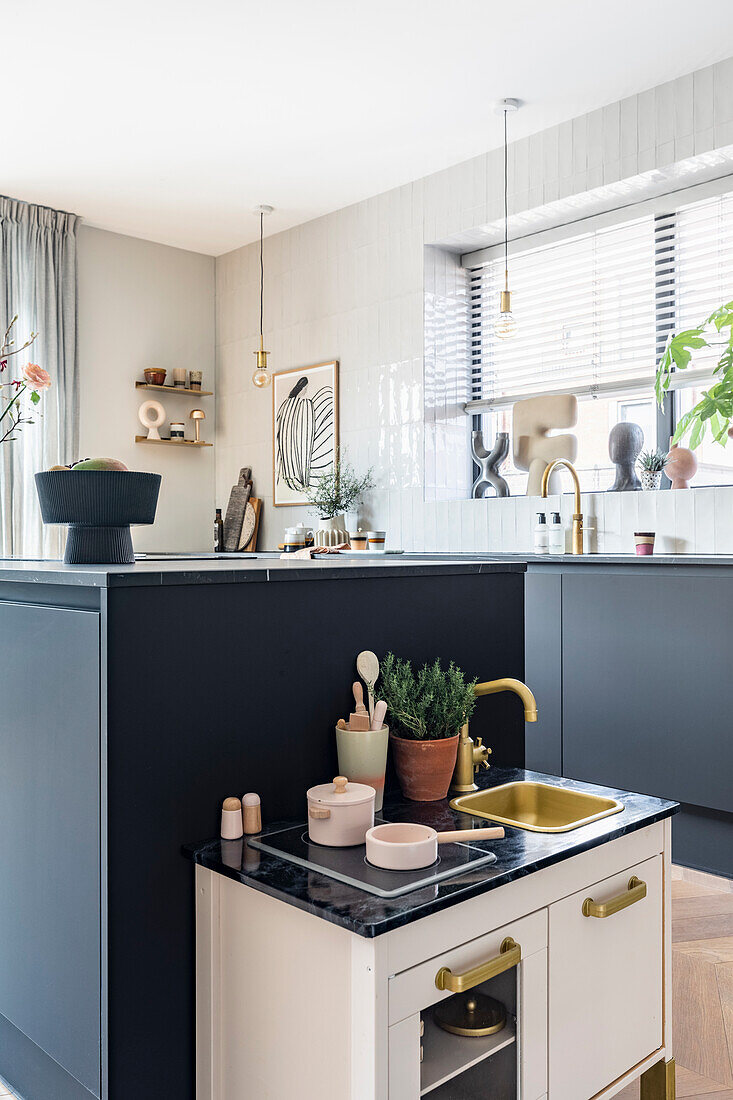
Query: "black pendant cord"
259 211 264 339
503 107 509 294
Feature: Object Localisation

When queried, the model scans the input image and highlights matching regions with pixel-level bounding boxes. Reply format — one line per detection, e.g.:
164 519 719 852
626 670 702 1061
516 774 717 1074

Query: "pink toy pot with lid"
306 775 375 846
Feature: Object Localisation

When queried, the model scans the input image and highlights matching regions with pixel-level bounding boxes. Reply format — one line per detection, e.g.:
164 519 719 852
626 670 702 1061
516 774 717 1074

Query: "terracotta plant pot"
389 733 460 802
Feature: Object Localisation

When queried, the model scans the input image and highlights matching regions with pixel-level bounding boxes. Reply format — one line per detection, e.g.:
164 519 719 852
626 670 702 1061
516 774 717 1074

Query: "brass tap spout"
541 459 584 555
450 678 539 793
475 677 538 722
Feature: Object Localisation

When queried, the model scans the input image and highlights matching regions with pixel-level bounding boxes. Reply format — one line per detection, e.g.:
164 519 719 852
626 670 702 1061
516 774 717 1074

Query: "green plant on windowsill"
655 299 733 449
637 448 668 473
379 653 477 741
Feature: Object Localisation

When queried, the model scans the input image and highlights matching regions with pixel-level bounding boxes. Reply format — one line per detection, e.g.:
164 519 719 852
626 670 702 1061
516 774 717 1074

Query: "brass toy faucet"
541 459 583 555
451 678 538 793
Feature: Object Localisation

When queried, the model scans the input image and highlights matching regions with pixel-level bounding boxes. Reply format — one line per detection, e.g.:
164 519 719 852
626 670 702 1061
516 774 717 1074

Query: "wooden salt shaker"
242 792 262 834
221 796 243 840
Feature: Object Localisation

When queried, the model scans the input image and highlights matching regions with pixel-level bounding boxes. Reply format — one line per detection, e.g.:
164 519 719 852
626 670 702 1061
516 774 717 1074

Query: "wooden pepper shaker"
221 796 243 840
242 792 262 834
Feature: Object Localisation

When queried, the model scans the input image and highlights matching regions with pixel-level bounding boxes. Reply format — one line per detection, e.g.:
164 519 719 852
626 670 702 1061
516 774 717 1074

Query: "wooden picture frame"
272 360 339 507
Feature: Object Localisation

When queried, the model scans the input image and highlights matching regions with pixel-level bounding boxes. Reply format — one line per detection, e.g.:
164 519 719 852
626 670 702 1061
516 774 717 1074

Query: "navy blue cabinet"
0 602 101 1098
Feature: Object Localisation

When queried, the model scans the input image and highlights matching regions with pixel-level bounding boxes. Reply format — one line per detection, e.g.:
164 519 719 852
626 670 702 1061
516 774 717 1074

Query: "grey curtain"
0 196 79 558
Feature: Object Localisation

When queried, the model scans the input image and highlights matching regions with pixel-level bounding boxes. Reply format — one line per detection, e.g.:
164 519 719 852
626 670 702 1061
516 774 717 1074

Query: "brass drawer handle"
435 936 521 993
582 876 647 918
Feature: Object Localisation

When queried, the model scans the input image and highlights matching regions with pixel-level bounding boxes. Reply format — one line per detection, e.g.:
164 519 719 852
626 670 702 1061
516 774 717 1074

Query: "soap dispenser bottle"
534 512 549 554
549 511 565 555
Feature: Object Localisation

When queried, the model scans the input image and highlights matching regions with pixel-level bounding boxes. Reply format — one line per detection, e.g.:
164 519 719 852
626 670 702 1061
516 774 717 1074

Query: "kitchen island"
186 767 679 1099
0 557 526 1100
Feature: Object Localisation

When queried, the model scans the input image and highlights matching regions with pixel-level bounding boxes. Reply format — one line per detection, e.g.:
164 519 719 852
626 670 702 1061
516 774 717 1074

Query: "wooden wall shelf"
135 382 213 397
135 435 212 448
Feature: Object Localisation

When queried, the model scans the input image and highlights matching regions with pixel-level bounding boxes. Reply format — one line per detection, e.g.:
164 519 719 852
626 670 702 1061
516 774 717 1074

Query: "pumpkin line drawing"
276 376 334 491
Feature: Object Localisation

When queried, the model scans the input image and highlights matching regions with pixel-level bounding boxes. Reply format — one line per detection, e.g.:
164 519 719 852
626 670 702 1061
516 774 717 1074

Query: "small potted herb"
303 450 374 543
637 448 668 491
379 653 477 801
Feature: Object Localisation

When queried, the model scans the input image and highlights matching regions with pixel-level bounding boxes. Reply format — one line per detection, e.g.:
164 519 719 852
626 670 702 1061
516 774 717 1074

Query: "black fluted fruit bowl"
35 470 162 564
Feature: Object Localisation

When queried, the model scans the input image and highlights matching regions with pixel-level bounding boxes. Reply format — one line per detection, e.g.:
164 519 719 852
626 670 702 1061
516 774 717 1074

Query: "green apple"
72 458 128 471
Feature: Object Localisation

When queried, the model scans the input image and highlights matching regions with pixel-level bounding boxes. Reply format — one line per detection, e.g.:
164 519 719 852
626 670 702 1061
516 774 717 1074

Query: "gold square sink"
449 781 624 833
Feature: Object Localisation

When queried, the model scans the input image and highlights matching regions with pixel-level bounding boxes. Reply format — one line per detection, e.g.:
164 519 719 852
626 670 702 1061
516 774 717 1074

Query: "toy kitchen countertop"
182 766 678 938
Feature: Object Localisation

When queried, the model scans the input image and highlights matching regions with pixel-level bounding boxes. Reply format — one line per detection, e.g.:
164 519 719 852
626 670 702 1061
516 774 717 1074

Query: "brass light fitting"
541 458 584 555
450 677 537 793
494 99 520 341
189 408 206 443
252 205 274 389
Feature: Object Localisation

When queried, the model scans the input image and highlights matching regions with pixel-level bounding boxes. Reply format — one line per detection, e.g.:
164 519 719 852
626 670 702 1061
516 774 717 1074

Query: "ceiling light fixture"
494 99 519 341
252 204 274 388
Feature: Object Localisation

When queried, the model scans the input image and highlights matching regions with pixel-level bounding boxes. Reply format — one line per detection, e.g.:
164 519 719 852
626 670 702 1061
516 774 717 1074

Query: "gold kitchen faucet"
451 678 538 793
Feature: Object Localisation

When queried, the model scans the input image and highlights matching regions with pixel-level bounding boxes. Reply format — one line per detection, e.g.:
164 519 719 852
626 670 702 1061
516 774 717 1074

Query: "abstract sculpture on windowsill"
608 422 643 491
513 394 578 496
471 431 510 498
665 441 697 489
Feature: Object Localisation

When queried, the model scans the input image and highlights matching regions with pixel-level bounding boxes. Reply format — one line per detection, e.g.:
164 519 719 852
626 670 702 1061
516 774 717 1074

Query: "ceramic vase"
389 733 460 802
314 514 349 546
640 469 662 491
336 724 389 811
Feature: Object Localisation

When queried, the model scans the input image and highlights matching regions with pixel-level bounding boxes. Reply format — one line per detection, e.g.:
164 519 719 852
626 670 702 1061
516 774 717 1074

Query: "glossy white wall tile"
215 57 733 555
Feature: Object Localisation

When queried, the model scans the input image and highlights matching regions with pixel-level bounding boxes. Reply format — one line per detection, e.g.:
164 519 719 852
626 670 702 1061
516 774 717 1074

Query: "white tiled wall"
216 57 733 553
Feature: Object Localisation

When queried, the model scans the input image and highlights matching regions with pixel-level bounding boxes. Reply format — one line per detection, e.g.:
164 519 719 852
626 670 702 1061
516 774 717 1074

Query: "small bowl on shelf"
143 368 167 386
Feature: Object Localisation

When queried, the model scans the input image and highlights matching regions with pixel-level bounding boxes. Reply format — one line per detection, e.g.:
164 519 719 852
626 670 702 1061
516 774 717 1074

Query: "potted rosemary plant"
637 448 668 491
378 653 477 801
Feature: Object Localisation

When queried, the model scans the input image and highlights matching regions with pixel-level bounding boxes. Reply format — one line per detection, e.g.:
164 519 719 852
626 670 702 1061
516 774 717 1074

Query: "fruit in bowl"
73 458 128 471
48 458 129 471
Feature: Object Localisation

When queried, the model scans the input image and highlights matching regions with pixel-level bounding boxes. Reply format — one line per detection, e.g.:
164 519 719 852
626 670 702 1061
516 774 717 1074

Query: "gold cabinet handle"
435 936 521 993
582 876 647 918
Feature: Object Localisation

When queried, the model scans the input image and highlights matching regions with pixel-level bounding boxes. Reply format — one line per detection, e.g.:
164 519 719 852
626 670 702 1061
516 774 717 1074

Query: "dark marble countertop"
183 767 678 938
0 556 525 588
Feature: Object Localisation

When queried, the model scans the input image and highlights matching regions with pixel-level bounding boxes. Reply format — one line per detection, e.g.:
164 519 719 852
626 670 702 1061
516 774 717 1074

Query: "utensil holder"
335 724 389 812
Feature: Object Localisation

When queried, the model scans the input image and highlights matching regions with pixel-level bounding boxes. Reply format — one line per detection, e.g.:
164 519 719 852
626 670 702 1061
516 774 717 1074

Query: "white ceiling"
5 0 733 255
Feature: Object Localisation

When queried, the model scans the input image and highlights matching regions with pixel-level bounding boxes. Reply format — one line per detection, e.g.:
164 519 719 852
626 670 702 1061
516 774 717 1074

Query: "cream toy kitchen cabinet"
193 814 674 1100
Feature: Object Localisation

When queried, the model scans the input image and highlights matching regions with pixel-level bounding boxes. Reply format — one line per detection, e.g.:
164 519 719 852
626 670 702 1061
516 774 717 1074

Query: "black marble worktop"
183 767 678 938
0 556 525 587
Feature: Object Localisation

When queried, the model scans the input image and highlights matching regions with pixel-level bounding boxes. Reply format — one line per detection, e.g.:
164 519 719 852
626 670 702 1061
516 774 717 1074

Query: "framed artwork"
272 360 339 507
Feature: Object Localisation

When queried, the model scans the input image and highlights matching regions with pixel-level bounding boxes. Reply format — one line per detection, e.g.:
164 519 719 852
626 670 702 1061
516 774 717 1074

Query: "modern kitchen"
2 6 733 1100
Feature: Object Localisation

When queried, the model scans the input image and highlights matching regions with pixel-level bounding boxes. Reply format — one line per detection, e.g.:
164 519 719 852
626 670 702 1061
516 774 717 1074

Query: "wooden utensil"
370 700 387 731
356 651 379 718
349 682 371 730
352 681 368 715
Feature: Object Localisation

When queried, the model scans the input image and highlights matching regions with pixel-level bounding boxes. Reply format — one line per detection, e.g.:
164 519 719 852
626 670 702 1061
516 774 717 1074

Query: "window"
466 185 733 491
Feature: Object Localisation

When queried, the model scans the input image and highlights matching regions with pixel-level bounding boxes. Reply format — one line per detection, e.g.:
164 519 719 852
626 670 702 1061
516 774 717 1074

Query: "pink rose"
23 363 51 391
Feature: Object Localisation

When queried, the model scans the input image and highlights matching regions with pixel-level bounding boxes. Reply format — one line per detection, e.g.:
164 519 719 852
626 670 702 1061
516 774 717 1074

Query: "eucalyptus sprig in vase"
303 449 374 546
379 653 477 801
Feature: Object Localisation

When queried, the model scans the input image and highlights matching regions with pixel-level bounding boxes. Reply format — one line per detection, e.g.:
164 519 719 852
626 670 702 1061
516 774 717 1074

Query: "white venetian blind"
468 213 663 409
672 189 733 379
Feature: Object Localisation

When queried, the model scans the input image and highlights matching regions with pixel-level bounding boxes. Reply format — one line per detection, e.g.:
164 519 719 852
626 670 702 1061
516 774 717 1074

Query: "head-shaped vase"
608 422 643 492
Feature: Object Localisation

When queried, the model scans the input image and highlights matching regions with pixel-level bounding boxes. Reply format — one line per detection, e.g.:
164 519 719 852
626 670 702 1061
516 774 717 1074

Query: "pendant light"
252 204 274 388
494 99 519 341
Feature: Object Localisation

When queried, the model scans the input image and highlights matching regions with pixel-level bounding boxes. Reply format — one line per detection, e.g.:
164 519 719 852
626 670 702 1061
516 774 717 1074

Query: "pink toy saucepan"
365 821 505 870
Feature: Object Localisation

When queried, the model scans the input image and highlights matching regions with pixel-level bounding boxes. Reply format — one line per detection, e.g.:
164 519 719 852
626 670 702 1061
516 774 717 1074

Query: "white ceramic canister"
306 775 375 846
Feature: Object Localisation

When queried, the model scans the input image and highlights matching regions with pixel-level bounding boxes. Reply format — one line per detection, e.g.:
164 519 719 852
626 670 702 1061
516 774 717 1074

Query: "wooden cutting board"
239 498 262 552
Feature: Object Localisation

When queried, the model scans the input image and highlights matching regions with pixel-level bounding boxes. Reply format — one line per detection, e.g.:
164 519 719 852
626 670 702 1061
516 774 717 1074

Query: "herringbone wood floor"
617 867 733 1099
